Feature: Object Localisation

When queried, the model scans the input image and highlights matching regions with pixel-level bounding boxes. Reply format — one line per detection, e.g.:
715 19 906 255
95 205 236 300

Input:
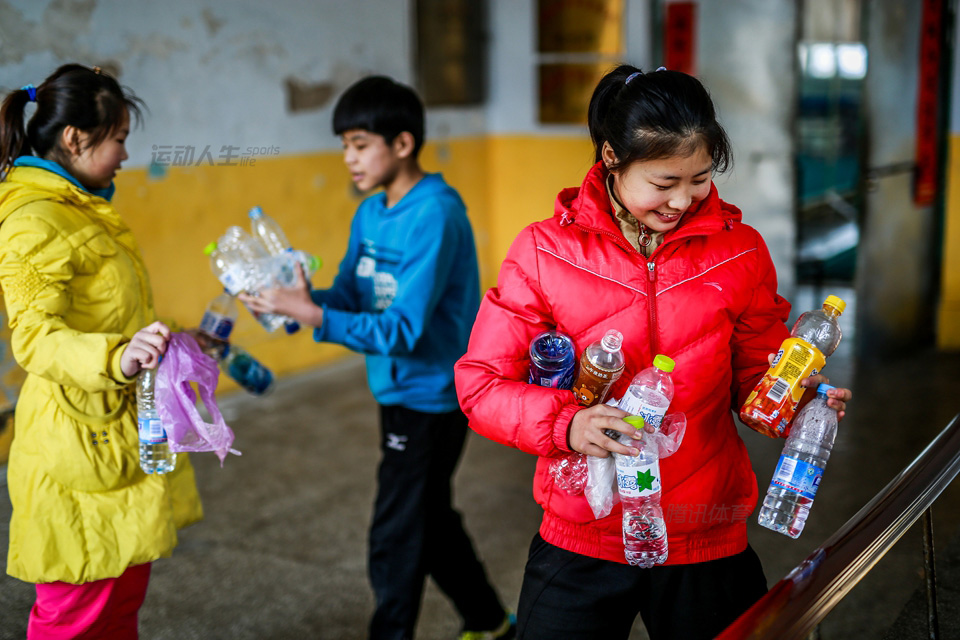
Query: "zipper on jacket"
647 261 659 356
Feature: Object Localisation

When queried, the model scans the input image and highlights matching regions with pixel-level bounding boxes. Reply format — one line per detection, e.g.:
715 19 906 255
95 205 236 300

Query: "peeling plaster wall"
0 0 420 162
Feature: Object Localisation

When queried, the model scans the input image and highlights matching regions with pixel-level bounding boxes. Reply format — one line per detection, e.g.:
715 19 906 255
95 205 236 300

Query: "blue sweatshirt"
312 173 480 412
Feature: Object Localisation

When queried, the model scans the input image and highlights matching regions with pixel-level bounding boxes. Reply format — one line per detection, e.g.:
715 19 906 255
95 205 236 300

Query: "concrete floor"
2 290 960 639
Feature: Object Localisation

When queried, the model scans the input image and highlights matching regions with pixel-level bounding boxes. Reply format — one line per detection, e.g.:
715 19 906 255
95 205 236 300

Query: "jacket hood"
554 161 743 241
375 172 458 215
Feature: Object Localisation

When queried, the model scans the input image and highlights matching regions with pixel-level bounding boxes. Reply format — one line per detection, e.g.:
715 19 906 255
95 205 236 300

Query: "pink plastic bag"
155 332 240 465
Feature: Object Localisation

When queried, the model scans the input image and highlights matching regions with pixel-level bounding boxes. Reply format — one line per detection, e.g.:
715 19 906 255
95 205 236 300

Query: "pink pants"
28 563 152 640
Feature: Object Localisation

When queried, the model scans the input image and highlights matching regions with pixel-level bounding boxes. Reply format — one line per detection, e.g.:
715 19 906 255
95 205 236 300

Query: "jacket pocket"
42 384 140 492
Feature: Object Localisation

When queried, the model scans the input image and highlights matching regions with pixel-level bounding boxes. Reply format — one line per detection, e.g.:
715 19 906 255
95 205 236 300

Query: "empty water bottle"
617 355 675 430
137 367 176 474
248 206 322 333
757 384 839 538
199 290 238 343
614 415 667 567
219 343 275 396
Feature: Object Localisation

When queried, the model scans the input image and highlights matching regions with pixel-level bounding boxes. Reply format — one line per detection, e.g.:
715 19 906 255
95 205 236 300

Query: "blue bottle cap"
248 205 264 219
817 383 835 394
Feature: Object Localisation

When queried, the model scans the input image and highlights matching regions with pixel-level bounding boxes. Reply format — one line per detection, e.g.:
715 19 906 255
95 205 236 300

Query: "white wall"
1 0 416 164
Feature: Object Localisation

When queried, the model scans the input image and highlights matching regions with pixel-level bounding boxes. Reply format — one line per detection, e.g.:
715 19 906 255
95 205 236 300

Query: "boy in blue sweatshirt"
241 76 513 640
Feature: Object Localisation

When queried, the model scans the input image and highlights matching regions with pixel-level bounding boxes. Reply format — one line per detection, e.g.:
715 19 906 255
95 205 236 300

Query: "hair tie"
656 66 667 72
625 72 641 85
21 84 37 102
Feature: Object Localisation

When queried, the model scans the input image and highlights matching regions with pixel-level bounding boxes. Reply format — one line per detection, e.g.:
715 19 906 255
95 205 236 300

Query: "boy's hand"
238 264 324 328
567 403 643 458
121 321 171 378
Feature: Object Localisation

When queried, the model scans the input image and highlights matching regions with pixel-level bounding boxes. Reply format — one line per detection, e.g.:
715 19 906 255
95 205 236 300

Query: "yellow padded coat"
0 166 203 584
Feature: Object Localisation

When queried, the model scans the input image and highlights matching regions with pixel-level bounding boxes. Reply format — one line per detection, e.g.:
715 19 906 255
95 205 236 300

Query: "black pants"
368 405 506 640
516 534 768 640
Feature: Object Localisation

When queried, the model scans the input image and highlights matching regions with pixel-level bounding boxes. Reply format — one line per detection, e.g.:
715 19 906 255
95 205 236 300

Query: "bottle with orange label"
740 295 845 437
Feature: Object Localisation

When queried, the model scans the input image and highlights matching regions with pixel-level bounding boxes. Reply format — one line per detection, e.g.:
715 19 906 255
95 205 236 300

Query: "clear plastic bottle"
617 354 675 430
553 330 626 495
204 241 249 296
758 384 838 538
220 343 275 396
614 415 667 567
207 227 287 332
741 295 845 437
137 367 176 474
248 205 290 255
199 290 238 343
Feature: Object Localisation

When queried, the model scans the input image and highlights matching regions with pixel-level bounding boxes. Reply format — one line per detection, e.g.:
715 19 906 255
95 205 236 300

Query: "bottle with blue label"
137 367 176 474
199 290 238 344
758 383 839 538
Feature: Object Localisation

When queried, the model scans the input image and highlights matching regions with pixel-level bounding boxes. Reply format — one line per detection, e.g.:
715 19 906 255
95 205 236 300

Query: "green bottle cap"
203 241 218 256
653 354 675 373
308 254 322 272
623 415 644 429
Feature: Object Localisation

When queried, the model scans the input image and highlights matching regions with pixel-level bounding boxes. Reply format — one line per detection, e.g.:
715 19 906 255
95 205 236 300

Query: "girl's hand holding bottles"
121 321 172 378
568 403 643 458
771 353 853 422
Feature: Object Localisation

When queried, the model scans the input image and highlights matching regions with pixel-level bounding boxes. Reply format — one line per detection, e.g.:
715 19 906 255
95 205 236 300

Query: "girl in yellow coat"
0 64 202 639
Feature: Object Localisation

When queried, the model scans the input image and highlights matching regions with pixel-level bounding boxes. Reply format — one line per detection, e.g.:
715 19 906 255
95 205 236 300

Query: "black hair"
0 63 144 179
587 64 731 174
332 76 425 156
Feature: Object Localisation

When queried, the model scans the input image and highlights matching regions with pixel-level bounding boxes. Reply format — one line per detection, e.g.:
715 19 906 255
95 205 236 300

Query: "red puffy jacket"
455 162 791 566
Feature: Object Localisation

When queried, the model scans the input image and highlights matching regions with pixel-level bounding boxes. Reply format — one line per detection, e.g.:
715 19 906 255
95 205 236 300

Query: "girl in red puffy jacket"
454 65 852 640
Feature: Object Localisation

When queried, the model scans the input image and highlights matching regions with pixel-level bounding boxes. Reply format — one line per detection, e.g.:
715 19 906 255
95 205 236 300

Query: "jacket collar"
554 161 741 248
13 156 115 201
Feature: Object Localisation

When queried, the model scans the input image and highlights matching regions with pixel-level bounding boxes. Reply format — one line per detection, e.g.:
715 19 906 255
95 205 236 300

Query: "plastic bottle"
199 290 238 343
248 205 291 255
617 354 675 430
248 207 322 334
614 415 667 567
204 241 249 296
528 330 577 390
740 295 845 437
248 206 321 283
572 329 625 407
553 330 626 495
757 384 838 538
137 367 176 474
207 228 287 333
219 343 275 396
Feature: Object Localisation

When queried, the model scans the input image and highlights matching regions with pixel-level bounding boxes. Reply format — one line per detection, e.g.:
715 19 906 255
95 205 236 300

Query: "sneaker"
458 612 517 640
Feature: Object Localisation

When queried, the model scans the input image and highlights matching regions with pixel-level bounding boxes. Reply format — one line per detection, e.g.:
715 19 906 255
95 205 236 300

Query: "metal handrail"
718 413 960 640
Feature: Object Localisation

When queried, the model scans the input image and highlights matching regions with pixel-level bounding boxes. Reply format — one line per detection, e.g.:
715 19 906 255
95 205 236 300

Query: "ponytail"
587 64 639 164
0 88 34 179
0 64 144 181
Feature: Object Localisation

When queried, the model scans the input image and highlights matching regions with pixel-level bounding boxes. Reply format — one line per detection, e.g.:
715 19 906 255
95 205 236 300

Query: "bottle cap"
823 295 846 314
203 241 218 256
248 205 264 219
653 354 675 373
308 254 322 271
623 415 644 429
817 383 836 394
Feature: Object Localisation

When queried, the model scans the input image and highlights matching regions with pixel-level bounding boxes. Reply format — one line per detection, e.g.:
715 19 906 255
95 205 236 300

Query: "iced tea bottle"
572 329 626 407
740 295 845 437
